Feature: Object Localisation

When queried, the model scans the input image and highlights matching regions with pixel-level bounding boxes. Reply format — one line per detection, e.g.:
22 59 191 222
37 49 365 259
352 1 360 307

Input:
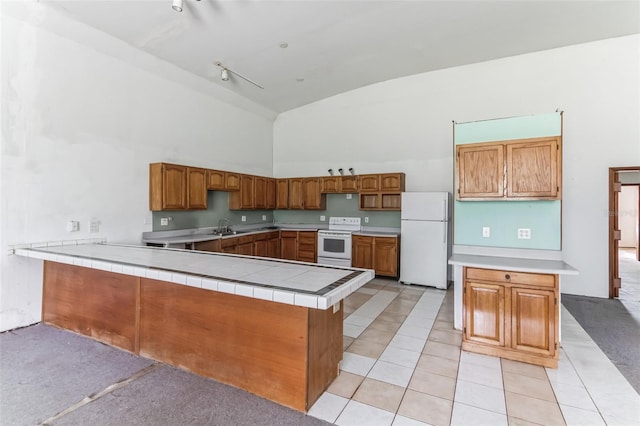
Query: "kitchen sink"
210 230 250 236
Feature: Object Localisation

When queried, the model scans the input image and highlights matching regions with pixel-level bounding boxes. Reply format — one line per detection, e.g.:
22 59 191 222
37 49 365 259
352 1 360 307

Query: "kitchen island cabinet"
18 244 373 412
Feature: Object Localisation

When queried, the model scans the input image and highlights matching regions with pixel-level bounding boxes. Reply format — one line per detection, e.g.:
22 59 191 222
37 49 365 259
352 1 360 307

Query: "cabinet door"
511 287 556 357
464 282 505 347
359 174 380 192
265 178 276 209
280 231 298 260
160 163 187 210
321 177 340 193
253 239 268 257
187 167 208 209
352 236 373 269
276 179 289 209
288 178 304 209
457 144 504 199
297 231 317 262
380 173 404 192
254 176 267 209
225 172 240 191
374 237 398 277
237 242 253 256
341 176 358 193
267 236 280 258
506 138 560 199
303 178 325 210
207 170 225 190
194 239 220 252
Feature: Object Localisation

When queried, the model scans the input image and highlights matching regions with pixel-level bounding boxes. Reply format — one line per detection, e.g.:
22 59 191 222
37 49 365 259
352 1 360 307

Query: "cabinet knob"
505 274 511 281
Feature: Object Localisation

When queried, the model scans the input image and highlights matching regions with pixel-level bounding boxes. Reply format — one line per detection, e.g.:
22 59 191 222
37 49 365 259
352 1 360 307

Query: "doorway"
609 167 640 298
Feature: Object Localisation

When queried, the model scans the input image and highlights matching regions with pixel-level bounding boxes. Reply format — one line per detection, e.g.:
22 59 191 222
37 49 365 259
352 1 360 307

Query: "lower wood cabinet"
352 235 399 277
280 230 316 262
462 267 559 368
280 231 298 261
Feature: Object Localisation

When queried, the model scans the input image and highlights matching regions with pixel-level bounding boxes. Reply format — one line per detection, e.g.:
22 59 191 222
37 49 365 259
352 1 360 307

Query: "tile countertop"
448 253 578 275
353 230 400 237
15 243 374 310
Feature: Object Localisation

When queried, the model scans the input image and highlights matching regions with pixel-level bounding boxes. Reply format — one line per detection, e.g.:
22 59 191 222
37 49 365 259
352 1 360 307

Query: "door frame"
609 166 640 298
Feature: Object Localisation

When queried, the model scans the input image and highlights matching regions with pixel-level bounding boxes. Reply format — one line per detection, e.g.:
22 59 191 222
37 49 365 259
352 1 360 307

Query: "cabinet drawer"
253 232 269 241
281 231 298 238
466 268 556 287
299 235 316 245
220 237 238 249
237 235 253 245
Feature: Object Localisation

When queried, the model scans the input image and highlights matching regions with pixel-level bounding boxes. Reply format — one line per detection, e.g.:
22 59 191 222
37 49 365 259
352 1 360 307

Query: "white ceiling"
45 0 640 113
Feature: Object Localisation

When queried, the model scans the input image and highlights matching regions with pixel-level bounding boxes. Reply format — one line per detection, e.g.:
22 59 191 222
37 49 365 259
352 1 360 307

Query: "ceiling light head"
221 68 230 81
172 0 183 12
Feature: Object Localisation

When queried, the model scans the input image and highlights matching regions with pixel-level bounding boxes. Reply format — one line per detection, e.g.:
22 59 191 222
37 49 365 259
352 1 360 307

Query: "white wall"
619 186 639 248
0 4 275 331
274 34 640 298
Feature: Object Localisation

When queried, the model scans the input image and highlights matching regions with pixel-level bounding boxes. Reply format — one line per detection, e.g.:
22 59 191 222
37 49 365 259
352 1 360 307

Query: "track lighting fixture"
349 168 355 175
214 62 264 90
328 169 334 176
172 0 183 12
338 168 344 176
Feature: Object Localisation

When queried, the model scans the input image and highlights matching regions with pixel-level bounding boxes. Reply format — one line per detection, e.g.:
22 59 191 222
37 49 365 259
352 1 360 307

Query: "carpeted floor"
561 248 640 394
0 324 330 426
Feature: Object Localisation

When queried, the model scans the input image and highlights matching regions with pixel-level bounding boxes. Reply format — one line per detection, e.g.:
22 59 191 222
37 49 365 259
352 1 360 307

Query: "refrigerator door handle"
443 222 447 243
442 200 447 221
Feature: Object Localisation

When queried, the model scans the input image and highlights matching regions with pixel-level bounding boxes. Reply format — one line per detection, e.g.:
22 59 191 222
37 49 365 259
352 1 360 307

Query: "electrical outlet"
241 216 246 222
320 215 326 221
262 215 267 221
518 228 531 239
346 194 352 199
364 217 369 223
160 218 169 226
143 216 152 225
66 221 80 232
89 219 100 233
482 227 490 238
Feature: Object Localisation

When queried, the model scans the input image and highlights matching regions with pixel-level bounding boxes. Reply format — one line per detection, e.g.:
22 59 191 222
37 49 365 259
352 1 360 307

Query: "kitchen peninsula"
15 243 374 411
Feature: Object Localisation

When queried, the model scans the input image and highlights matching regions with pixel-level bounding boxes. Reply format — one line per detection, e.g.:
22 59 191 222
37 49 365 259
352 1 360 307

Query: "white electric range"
317 217 361 267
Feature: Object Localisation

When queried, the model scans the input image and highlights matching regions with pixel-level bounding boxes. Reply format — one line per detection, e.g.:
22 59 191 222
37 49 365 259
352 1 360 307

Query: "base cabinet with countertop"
462 266 559 368
280 230 317 262
352 235 399 278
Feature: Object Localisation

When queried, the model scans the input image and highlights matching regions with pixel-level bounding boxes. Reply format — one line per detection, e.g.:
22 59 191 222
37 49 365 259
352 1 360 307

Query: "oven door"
317 232 352 260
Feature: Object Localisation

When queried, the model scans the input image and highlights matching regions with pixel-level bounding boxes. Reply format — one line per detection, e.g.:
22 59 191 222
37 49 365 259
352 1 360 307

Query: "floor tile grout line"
37 363 159 425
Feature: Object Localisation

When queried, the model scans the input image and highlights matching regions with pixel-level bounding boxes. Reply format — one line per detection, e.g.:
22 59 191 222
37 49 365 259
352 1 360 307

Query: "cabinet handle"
505 274 511 280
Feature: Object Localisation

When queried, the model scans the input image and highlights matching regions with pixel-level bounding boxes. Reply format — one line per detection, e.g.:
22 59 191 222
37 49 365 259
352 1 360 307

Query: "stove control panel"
329 217 361 231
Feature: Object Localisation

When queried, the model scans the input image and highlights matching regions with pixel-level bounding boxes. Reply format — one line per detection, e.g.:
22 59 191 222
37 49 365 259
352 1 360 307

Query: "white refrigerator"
400 192 451 289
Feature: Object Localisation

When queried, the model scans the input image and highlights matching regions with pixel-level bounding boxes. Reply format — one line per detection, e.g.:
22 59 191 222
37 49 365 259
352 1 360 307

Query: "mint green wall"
153 192 400 230
274 194 401 227
454 112 562 250
152 191 274 230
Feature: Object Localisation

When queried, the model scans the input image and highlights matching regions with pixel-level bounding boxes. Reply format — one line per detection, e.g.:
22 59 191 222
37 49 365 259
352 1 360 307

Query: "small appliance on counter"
317 217 361 267
400 192 451 289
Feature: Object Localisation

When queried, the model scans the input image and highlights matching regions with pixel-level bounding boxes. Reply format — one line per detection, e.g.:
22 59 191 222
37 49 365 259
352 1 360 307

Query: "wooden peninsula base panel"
42 261 342 411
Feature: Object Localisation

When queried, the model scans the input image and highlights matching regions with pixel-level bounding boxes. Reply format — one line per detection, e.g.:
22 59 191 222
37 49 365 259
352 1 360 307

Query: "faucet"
217 217 232 234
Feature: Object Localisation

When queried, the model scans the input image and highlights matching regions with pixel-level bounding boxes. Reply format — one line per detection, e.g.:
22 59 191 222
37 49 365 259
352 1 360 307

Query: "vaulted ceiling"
43 0 640 113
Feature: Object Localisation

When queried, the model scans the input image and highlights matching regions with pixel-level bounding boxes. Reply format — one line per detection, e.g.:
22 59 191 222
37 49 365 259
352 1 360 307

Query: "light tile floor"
308 278 640 426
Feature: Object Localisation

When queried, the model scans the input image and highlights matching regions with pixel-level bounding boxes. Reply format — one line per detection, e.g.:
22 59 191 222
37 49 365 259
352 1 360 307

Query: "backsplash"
152 192 400 231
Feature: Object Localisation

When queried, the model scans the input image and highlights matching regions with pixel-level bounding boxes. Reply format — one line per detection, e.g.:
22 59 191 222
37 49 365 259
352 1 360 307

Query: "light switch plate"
320 215 326 221
482 227 490 238
241 216 246 222
346 194 352 199
160 218 169 226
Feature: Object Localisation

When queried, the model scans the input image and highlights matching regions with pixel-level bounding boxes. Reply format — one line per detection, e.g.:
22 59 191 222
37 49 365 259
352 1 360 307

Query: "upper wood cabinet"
303 178 326 210
506 139 560 198
254 176 267 209
321 176 359 193
150 163 207 211
266 178 276 210
228 174 255 210
456 137 561 200
358 173 406 211
207 170 240 191
187 167 208 209
288 178 304 209
276 179 289 209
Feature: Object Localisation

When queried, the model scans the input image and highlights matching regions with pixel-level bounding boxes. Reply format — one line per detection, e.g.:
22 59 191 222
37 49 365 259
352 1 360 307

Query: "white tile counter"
15 243 374 310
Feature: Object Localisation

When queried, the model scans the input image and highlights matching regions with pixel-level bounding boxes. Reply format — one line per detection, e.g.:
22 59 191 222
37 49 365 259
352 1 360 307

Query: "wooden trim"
609 166 640 298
